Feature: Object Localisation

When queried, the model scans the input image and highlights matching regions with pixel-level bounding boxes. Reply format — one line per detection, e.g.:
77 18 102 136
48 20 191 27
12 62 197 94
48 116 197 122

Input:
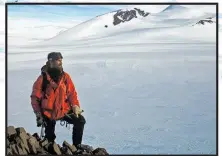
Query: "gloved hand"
72 105 83 118
35 112 44 127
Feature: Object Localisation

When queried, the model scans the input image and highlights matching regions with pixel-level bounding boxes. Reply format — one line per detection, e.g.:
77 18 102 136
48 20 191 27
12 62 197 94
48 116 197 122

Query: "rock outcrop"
196 19 215 25
7 126 109 155
113 8 150 26
193 17 216 26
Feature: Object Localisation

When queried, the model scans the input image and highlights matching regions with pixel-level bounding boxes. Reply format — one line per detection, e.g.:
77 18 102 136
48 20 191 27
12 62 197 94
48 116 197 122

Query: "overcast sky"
7 5 127 22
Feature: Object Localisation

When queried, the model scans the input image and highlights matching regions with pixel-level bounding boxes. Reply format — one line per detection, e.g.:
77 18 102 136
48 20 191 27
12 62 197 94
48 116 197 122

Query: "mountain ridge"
34 5 216 46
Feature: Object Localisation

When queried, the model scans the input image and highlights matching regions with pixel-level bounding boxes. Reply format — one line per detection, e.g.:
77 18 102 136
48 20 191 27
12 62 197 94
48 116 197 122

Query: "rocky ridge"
7 126 109 155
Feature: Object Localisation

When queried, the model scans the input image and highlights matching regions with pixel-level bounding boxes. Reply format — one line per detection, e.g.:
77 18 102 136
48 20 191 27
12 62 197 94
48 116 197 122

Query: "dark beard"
47 67 63 83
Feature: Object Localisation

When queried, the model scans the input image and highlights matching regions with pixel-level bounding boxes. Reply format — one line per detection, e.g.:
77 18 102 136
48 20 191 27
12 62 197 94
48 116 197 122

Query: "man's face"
49 58 63 71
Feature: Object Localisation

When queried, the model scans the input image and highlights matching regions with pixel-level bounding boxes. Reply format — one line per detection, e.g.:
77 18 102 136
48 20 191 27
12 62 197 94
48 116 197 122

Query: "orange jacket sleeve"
30 75 43 113
65 73 80 107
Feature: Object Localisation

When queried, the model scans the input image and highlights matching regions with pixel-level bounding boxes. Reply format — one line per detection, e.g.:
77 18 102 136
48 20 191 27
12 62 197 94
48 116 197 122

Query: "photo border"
5 2 219 155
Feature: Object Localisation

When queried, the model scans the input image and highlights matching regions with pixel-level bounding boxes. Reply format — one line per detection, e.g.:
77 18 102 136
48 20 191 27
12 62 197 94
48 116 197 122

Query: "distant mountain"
37 5 216 45
161 5 187 13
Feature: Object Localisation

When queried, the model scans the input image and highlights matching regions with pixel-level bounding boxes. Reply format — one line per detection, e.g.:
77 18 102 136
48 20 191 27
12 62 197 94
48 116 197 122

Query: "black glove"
35 112 44 127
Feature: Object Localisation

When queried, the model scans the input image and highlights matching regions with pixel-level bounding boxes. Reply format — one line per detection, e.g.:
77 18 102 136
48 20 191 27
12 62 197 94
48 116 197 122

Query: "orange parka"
30 70 80 120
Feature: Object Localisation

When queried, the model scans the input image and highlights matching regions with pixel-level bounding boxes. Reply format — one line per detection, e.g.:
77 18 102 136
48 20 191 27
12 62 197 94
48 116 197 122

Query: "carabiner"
60 120 65 126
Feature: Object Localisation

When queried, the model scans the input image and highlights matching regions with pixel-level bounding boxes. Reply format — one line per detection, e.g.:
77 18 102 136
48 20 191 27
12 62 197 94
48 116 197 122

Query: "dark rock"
134 8 149 17
113 8 149 26
11 144 19 155
16 127 26 134
71 144 77 153
57 144 62 152
105 25 108 28
26 133 32 138
57 144 62 149
7 138 10 147
18 132 30 153
53 143 62 155
93 148 109 155
18 142 28 155
15 136 22 144
7 148 13 155
82 151 91 155
40 138 48 147
66 148 73 155
37 148 49 155
195 19 215 25
16 144 26 155
113 15 122 25
7 126 109 155
31 136 40 149
63 140 77 153
19 131 29 140
44 142 54 154
61 146 73 155
113 10 137 26
32 132 41 141
28 137 37 154
7 126 17 141
60 146 66 154
74 149 83 155
77 144 94 153
44 142 62 155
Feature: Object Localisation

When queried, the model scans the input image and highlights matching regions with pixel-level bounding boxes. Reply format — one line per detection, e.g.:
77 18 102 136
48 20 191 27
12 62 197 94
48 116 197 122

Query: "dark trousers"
43 112 86 146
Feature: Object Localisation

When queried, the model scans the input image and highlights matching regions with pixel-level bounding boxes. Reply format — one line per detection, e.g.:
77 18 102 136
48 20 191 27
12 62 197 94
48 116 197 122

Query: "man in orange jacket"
30 52 85 147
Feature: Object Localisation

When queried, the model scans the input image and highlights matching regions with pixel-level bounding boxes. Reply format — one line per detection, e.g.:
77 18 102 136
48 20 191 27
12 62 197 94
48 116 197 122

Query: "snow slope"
8 5 216 154
8 17 80 46
22 5 215 47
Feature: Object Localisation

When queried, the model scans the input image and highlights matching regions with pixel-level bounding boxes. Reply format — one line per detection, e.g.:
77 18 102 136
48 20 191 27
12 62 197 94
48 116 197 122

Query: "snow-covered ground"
7 4 217 154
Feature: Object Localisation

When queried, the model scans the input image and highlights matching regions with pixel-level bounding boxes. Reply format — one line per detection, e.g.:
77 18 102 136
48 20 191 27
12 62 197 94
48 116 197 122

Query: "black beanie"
47 52 63 61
